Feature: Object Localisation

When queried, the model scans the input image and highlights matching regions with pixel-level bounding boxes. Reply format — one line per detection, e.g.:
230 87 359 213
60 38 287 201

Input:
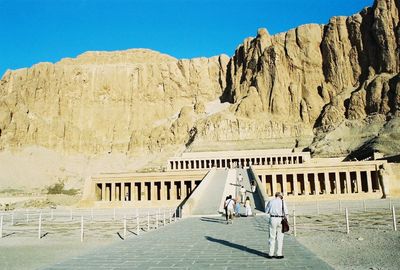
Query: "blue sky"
0 0 373 76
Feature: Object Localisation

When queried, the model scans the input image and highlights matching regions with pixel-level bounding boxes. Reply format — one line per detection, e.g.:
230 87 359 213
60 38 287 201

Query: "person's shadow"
205 236 267 258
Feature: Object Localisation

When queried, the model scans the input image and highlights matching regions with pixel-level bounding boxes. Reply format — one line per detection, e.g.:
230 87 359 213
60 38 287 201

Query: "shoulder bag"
281 200 289 233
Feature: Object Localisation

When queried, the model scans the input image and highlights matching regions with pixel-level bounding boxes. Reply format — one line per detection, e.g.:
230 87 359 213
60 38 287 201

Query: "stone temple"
83 149 396 215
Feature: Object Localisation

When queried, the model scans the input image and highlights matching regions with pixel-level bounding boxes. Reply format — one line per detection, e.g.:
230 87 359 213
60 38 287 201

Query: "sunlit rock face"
0 0 399 159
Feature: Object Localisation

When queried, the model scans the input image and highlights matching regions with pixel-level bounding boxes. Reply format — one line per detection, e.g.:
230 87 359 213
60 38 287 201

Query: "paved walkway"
43 216 333 270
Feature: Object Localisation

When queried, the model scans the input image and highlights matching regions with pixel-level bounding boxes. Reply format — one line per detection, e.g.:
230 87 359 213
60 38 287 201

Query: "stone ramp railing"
182 168 230 216
249 165 269 212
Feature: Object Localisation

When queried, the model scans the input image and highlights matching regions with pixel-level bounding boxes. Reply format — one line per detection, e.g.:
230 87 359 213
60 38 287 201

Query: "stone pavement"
43 215 333 270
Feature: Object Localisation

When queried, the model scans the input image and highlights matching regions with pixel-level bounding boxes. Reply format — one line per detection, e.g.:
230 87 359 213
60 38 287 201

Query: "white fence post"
147 212 150 231
0 215 3 238
293 210 297 237
345 208 349 234
11 213 14 226
163 209 166 226
389 198 392 210
392 206 397 232
123 215 127 239
38 212 42 239
136 215 140 235
169 209 172 223
80 216 84 242
51 209 54 220
70 209 73 221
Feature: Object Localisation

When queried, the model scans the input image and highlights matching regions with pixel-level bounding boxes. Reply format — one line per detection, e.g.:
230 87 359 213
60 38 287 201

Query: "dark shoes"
266 254 284 259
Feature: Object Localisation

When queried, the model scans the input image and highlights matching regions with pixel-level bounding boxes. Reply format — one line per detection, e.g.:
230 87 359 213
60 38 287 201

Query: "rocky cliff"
0 0 399 164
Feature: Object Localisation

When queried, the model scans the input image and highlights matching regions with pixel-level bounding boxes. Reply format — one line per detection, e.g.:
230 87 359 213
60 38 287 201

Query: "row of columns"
169 155 304 170
260 170 379 197
96 180 201 202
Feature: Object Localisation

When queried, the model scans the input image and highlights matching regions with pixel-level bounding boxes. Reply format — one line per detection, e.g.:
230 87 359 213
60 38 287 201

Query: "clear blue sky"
0 0 373 76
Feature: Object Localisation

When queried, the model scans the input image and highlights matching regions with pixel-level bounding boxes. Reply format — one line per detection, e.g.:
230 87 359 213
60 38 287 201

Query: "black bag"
281 217 289 233
281 200 289 233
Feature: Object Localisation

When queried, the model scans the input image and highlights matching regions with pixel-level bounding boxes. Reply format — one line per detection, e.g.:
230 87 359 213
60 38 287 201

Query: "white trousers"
268 217 284 256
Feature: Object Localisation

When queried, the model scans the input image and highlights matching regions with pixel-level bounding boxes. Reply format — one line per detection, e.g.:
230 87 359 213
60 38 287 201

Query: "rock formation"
0 0 399 164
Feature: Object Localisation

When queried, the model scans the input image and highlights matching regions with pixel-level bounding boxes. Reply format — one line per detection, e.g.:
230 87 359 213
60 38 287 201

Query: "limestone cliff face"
0 50 229 154
219 0 399 156
0 0 399 159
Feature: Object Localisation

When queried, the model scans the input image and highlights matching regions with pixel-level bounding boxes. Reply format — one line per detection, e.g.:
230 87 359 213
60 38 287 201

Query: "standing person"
240 186 246 203
265 192 288 259
238 173 243 183
251 181 256 193
224 195 235 224
234 195 241 217
224 195 229 222
245 196 252 216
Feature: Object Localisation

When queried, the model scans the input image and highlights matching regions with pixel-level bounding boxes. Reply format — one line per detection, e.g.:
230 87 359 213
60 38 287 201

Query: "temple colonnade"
254 161 386 197
168 154 307 171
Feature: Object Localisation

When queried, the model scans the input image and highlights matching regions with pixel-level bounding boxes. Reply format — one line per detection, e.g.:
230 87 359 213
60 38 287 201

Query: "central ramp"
183 168 266 216
45 216 334 269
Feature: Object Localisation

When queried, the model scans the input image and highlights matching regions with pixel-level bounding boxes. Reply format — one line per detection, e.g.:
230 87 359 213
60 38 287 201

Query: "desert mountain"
0 0 399 186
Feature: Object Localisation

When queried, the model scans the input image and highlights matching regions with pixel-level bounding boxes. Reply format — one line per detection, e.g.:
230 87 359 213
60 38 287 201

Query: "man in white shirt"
224 195 235 224
265 192 288 259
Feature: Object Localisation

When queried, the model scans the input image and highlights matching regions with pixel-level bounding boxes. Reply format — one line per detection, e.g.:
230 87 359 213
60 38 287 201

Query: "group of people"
224 194 253 223
225 173 289 259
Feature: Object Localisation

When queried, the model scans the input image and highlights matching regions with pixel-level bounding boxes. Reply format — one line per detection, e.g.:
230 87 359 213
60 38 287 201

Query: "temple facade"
83 149 392 208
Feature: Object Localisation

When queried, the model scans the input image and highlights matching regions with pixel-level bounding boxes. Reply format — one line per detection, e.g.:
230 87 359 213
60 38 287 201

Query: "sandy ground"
0 207 173 270
294 211 400 270
0 204 399 269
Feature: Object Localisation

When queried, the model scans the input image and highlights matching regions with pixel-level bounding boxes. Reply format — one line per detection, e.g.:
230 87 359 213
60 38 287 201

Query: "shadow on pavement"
200 217 226 224
205 236 267 258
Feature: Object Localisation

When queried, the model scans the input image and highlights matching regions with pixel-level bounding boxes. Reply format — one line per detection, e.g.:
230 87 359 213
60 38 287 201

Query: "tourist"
237 173 243 184
265 192 288 259
234 200 241 217
224 195 229 222
245 196 252 216
240 186 246 203
251 180 256 193
224 195 235 224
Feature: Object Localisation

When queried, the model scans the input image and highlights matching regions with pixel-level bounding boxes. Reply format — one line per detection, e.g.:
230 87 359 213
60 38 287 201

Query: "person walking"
240 186 246 203
265 192 288 259
245 196 252 216
234 195 241 217
224 195 235 224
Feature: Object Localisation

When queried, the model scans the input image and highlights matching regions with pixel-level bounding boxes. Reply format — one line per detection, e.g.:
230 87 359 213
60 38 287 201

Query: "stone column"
335 172 341 194
282 174 287 196
171 182 177 200
304 173 309 196
121 183 125 201
130 182 135 201
102 183 106 201
182 181 188 199
356 171 362 193
160 181 165 201
324 172 330 194
314 174 320 195
293 174 298 196
272 174 277 195
345 171 351 194
366 171 373 193
111 182 116 202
